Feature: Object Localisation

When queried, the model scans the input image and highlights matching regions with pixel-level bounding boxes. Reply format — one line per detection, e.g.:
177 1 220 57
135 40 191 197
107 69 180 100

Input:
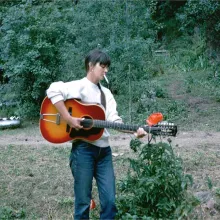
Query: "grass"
0 122 74 219
155 68 220 131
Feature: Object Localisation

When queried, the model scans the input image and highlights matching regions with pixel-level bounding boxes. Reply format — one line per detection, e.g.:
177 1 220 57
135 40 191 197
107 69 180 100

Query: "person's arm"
54 100 83 130
106 94 147 138
116 122 147 138
46 81 84 129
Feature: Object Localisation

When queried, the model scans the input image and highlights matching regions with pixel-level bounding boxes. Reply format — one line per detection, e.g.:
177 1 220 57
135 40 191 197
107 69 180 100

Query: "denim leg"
95 147 117 220
70 142 94 220
69 143 117 220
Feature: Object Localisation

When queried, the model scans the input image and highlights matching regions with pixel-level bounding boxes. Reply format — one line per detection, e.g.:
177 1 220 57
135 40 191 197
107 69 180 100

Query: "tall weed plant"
168 34 208 72
116 140 199 219
116 78 187 125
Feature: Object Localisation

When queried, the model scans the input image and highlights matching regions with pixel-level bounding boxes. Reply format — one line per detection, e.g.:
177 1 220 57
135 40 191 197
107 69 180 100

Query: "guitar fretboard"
93 119 141 132
81 118 177 136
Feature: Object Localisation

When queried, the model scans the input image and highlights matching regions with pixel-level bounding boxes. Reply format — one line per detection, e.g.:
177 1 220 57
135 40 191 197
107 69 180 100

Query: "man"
46 49 146 219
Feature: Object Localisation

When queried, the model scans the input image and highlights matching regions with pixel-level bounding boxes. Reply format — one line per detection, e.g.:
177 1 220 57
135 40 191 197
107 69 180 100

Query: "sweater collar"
83 77 101 89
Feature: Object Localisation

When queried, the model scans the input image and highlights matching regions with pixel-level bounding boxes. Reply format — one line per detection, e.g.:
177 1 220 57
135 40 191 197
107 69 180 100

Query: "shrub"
0 0 159 118
116 139 199 219
0 207 26 219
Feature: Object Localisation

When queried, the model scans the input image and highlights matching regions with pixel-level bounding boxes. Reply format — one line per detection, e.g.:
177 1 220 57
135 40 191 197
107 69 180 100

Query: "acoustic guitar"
40 97 177 144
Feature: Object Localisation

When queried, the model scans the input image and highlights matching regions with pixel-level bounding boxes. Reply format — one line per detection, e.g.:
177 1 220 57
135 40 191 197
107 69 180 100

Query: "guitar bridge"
40 113 61 125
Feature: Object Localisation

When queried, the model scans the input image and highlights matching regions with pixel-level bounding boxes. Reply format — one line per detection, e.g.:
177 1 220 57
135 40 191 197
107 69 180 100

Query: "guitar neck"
82 119 177 136
94 119 141 132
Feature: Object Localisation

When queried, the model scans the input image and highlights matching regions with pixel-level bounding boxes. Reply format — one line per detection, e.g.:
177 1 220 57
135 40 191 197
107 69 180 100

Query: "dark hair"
85 49 111 72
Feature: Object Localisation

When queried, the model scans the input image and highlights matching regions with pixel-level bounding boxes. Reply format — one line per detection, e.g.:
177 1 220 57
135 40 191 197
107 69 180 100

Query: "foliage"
152 0 187 41
176 0 220 49
0 0 219 122
116 76 187 124
152 0 220 50
169 33 207 72
0 206 26 219
0 0 159 118
116 140 199 219
0 0 76 117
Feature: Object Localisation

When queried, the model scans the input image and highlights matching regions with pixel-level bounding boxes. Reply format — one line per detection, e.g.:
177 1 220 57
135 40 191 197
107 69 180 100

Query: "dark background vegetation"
0 0 219 123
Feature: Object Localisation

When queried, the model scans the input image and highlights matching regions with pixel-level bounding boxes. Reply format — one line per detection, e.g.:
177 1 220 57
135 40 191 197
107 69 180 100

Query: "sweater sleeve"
46 80 82 104
105 90 123 123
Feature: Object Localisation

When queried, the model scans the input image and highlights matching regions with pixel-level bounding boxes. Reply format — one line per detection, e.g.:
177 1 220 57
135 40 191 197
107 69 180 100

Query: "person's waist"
72 137 109 148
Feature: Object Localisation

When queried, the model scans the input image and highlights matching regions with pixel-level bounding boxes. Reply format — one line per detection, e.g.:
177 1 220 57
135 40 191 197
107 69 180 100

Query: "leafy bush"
0 0 159 118
177 0 220 49
0 1 74 117
116 140 199 219
0 207 26 219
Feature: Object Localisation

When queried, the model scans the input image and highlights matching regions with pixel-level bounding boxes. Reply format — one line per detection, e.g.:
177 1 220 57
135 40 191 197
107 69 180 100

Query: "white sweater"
46 77 122 147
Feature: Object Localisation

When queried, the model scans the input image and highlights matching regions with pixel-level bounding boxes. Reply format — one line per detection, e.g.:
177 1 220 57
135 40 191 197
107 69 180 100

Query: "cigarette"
104 75 109 84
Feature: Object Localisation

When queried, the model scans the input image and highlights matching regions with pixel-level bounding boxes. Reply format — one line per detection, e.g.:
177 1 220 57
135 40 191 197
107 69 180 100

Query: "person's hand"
134 127 147 138
65 115 83 130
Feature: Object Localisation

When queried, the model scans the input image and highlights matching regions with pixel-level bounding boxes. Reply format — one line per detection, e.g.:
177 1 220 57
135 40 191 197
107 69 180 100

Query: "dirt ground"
1 125 219 148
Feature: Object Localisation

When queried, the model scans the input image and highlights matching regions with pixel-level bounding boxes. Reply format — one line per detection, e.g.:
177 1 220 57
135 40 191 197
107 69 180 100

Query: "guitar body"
40 97 105 143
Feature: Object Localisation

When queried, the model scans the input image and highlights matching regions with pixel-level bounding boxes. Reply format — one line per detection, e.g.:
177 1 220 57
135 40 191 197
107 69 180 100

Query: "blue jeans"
69 141 117 220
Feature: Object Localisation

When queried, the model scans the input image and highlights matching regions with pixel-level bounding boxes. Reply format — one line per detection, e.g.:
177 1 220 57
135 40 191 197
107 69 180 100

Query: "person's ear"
89 62 94 72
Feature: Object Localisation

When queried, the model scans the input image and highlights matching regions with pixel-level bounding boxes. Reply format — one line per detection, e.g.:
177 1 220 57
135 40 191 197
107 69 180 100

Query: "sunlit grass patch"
0 141 74 219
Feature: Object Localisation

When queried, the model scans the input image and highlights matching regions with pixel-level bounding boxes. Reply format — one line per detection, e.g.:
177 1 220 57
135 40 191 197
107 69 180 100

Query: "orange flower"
90 199 96 210
146 112 163 126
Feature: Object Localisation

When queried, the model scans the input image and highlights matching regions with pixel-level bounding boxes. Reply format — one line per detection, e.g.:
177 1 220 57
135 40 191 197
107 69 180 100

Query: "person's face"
89 62 109 82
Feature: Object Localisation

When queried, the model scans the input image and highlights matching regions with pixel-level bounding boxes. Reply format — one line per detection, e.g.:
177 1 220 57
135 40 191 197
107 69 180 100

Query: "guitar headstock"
145 113 177 137
151 121 177 137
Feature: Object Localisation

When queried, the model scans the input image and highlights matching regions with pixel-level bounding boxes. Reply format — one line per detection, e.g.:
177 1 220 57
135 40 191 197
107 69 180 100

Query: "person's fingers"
137 128 147 135
67 117 83 130
134 128 147 138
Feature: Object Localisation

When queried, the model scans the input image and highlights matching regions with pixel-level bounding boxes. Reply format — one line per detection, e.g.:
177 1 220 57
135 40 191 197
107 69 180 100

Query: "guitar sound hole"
69 115 101 139
81 116 93 129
